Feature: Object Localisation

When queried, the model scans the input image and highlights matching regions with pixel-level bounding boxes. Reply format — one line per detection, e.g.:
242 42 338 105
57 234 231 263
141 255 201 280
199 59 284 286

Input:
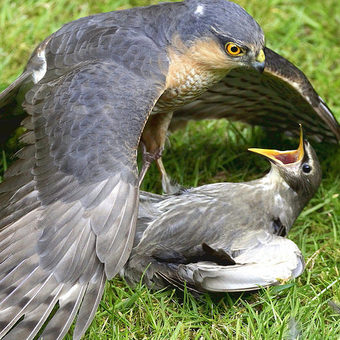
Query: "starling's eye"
302 163 312 173
225 43 244 56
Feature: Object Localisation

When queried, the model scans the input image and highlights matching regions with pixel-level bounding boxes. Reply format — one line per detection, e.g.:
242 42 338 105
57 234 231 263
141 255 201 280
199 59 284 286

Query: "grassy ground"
0 0 339 339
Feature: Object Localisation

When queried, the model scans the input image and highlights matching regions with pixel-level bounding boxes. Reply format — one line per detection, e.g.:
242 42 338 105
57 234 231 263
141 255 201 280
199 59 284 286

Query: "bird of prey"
0 0 337 338
123 127 321 292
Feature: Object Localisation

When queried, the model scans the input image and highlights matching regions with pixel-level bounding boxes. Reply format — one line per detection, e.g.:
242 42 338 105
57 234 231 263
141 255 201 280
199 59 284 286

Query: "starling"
122 127 321 291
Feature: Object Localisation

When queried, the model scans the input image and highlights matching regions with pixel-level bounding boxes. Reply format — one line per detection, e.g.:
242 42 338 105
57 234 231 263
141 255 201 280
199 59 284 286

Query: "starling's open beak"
248 125 305 165
252 49 265 73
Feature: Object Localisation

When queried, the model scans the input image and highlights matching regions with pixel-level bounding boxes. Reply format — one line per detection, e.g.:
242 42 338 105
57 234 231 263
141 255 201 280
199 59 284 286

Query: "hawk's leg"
139 142 164 186
155 157 176 194
139 111 174 192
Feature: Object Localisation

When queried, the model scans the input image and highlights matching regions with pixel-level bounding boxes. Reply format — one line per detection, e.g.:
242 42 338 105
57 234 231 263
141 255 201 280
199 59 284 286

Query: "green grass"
0 0 339 339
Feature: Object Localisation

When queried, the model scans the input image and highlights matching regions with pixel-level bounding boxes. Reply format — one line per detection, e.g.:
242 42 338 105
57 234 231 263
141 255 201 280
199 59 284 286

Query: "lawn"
0 0 339 339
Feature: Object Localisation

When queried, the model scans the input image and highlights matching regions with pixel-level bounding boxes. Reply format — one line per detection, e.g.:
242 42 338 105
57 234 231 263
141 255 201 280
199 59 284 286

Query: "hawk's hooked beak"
252 49 265 73
248 125 305 165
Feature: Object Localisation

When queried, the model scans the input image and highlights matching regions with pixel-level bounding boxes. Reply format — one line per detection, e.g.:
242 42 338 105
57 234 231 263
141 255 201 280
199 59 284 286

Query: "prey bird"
123 127 321 292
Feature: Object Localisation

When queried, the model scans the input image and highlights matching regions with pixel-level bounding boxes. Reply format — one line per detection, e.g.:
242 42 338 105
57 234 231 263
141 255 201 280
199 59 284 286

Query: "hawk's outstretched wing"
173 47 340 143
0 59 165 339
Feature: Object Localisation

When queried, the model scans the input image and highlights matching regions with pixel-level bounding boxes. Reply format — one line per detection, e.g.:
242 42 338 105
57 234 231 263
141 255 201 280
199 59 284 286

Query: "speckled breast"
152 64 227 115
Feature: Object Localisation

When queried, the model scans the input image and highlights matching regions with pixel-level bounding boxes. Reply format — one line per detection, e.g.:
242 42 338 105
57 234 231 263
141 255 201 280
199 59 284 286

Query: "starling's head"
174 0 265 72
248 126 322 202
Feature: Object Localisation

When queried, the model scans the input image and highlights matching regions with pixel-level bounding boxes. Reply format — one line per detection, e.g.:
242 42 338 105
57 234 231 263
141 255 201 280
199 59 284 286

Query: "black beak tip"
253 61 265 73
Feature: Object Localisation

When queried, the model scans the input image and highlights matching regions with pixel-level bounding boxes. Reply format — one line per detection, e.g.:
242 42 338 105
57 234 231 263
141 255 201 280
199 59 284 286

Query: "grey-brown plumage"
123 130 321 291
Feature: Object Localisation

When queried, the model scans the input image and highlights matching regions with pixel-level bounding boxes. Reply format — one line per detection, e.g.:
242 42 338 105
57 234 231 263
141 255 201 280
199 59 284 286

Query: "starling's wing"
173 47 340 143
126 229 304 292
177 232 304 292
133 191 167 247
0 60 165 339
123 193 236 288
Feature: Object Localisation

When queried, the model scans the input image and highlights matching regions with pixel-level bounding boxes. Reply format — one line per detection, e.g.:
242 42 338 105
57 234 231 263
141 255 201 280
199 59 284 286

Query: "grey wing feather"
2 285 63 340
134 191 168 246
24 59 165 279
0 10 169 337
39 284 87 340
0 60 165 339
73 269 106 340
0 37 52 144
0 4 170 142
0 71 31 108
173 47 340 143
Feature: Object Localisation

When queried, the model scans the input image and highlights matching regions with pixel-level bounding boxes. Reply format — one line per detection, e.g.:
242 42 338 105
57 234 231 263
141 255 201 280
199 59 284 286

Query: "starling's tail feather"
177 237 304 292
177 259 303 292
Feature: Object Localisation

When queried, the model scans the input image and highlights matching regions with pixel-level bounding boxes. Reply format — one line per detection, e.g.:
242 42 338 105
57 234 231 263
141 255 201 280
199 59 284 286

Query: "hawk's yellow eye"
225 43 244 56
